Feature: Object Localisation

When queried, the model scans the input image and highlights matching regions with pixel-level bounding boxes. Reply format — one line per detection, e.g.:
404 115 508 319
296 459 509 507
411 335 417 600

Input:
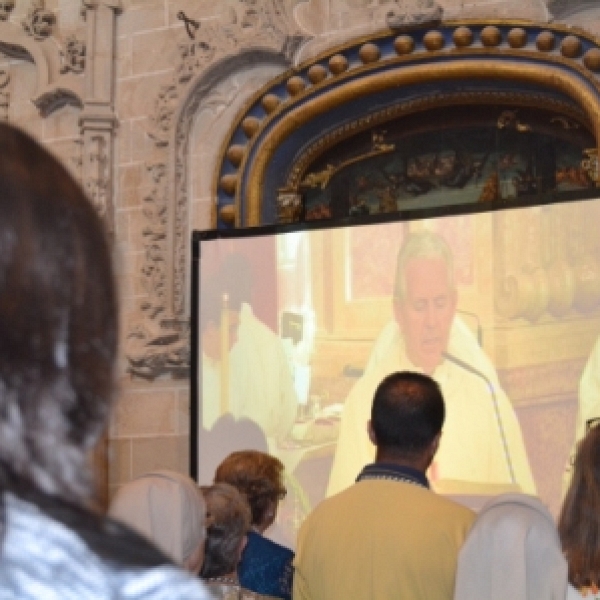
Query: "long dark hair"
0 123 117 505
559 425 600 589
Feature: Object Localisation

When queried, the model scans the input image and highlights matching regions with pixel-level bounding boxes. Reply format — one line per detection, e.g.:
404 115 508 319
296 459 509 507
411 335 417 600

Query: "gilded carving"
287 76 306 96
300 130 395 191
285 94 588 191
359 43 380 64
481 25 502 47
261 93 281 113
536 31 555 52
584 48 600 72
329 54 349 75
394 35 415 55
226 145 245 168
581 148 599 184
497 109 532 132
219 204 237 224
560 35 582 59
276 191 302 223
423 30 444 51
307 64 328 84
453 26 474 48
507 28 527 48
220 173 238 196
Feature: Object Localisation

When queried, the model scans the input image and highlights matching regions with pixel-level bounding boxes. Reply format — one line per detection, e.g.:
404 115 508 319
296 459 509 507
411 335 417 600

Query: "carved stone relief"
126 0 305 379
297 0 550 51
0 1 119 235
60 34 85 74
22 0 55 41
440 0 550 21
78 0 121 236
0 1 15 22
0 67 10 121
84 134 109 218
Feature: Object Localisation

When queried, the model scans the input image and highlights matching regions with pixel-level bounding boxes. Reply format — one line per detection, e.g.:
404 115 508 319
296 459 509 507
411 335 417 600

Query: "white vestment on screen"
202 303 297 441
564 336 600 488
327 319 535 497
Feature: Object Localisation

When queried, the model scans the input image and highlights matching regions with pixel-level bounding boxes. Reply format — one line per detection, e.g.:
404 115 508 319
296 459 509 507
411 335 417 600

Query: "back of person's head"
455 494 567 600
214 450 285 526
370 371 444 459
200 482 251 579
0 124 116 503
559 424 600 591
109 470 206 572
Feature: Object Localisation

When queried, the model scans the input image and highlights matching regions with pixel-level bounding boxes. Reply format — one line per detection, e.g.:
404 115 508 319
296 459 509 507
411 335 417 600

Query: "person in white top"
454 493 567 600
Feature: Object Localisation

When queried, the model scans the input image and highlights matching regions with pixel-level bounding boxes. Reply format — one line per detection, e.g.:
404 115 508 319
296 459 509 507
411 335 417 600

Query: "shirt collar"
356 463 430 489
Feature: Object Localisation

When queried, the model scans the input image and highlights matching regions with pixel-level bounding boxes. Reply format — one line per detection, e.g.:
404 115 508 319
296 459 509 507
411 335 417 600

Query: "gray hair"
201 483 251 578
393 230 455 302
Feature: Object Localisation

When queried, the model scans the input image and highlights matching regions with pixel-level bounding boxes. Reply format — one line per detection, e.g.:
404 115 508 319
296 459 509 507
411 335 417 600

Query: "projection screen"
192 194 600 548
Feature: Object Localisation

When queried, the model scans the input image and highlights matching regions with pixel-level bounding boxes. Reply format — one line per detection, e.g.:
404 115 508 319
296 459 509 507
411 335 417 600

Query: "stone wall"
3 0 600 501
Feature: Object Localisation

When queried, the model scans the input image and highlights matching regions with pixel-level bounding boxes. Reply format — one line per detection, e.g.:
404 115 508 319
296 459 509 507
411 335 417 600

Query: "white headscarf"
454 493 567 600
109 470 206 566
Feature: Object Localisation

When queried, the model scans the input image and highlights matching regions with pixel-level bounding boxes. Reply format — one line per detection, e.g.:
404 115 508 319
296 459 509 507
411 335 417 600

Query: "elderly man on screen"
327 230 535 497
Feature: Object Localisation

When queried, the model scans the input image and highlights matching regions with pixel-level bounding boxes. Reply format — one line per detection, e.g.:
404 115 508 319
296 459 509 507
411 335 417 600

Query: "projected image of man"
327 230 535 497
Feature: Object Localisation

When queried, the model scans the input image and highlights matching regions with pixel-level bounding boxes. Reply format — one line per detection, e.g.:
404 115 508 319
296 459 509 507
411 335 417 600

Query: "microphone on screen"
442 351 516 485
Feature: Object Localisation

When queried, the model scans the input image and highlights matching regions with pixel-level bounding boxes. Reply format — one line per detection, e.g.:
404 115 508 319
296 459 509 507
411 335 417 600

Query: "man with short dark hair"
293 371 475 600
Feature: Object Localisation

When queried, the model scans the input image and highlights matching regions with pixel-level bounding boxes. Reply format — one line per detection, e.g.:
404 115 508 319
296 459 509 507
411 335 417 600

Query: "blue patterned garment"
238 531 294 600
0 493 210 600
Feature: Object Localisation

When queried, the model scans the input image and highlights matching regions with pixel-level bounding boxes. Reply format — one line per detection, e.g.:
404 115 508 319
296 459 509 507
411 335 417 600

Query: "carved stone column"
80 0 121 508
79 0 121 237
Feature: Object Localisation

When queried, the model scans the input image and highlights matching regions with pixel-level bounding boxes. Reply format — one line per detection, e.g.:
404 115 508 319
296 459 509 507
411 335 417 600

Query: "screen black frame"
189 186 600 480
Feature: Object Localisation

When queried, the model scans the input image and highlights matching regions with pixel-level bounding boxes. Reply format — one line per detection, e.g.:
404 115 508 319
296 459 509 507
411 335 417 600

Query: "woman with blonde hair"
559 424 600 599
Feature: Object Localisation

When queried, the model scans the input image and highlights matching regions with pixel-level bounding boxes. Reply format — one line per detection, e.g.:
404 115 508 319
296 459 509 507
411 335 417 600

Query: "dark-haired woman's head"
0 123 117 503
